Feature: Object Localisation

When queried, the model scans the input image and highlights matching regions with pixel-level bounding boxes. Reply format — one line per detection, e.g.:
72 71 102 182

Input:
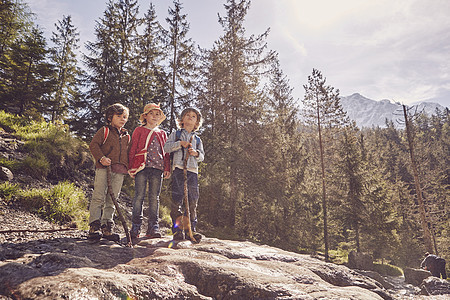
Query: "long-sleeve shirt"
128 126 170 177
163 129 204 173
89 126 130 169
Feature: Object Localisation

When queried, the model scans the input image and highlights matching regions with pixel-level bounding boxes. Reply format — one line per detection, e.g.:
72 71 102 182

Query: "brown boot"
101 222 120 242
87 220 101 241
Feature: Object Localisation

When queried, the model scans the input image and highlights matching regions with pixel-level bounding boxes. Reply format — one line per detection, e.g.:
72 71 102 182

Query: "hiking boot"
101 222 120 242
130 223 141 239
186 231 202 244
173 230 184 241
87 220 101 241
146 228 162 239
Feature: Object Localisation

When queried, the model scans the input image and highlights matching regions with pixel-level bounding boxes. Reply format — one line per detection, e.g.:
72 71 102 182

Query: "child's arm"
189 137 204 162
162 131 171 178
196 137 205 162
128 128 141 167
89 128 109 166
163 131 182 153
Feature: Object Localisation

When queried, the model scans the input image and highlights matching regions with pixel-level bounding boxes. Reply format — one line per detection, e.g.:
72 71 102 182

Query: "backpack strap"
102 126 110 145
175 129 182 141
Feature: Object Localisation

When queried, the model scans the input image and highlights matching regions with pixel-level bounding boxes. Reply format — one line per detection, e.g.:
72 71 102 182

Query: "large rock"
420 276 450 295
356 270 395 290
0 166 13 181
404 267 432 286
347 250 374 271
0 237 393 299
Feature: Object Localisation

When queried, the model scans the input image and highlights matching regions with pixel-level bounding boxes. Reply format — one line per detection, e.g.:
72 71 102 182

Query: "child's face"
110 111 129 129
182 111 198 128
145 110 162 127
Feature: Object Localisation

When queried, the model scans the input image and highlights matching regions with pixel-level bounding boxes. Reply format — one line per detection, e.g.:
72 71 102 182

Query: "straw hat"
139 103 166 125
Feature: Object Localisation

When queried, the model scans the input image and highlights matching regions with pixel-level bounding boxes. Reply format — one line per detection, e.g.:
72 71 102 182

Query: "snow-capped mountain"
340 93 447 128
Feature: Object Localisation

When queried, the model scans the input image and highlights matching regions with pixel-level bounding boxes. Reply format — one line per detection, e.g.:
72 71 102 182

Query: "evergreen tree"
0 0 35 113
163 0 196 132
302 68 350 261
83 0 140 132
336 127 365 252
197 0 275 232
256 57 313 250
0 0 32 56
48 15 84 122
0 26 54 117
128 2 167 130
402 105 434 253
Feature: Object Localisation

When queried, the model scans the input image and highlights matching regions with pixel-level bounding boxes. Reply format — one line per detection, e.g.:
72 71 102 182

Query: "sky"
26 0 450 107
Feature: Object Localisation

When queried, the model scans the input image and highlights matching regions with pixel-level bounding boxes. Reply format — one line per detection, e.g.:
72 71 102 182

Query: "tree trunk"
402 105 433 254
317 100 329 262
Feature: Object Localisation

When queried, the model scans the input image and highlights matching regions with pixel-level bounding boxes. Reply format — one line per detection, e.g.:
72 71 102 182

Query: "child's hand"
164 171 171 179
188 148 198 157
180 141 191 148
100 156 111 166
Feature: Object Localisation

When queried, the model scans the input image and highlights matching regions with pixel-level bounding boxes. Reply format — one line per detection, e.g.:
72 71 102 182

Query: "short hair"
177 107 202 131
104 103 129 124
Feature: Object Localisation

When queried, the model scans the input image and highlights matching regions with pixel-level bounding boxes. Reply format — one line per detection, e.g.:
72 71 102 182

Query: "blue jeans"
170 168 199 233
131 167 163 231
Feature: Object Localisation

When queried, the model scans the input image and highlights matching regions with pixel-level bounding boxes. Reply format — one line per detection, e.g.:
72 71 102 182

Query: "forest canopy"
0 0 448 268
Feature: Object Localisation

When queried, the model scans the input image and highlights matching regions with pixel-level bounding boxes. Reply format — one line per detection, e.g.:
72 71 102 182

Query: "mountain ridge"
340 93 447 128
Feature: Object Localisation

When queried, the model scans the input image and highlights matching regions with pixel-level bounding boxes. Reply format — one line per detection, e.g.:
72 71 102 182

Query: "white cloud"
26 0 450 107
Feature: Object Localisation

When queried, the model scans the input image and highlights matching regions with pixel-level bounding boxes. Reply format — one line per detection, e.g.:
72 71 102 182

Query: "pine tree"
128 3 167 130
197 0 275 230
0 0 32 56
336 127 365 252
164 0 197 132
257 57 312 250
0 26 54 117
0 0 35 113
83 0 140 132
402 105 434 254
48 15 84 122
302 68 350 261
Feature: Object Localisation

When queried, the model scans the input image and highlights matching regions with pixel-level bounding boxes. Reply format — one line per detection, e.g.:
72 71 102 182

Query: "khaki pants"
88 168 124 225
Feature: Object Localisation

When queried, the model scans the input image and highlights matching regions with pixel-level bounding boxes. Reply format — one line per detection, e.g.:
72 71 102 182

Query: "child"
128 103 171 239
88 103 130 242
164 107 204 241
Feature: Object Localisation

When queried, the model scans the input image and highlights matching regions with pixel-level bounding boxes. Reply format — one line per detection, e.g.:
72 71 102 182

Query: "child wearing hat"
128 103 171 239
88 103 130 242
163 107 204 241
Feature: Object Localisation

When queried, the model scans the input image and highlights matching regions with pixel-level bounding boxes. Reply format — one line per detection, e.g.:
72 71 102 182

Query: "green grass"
17 181 89 229
0 182 20 201
0 110 91 180
373 262 403 276
0 111 93 230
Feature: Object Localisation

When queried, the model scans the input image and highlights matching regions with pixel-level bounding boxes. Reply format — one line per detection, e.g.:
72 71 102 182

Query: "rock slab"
0 237 394 299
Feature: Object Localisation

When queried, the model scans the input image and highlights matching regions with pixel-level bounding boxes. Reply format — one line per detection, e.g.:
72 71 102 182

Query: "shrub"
17 182 89 229
0 157 20 172
0 182 20 201
0 111 91 180
20 153 50 179
0 110 32 132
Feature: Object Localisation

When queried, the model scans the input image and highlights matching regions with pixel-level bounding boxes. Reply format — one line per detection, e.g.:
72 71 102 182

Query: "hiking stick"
106 166 132 247
182 136 199 243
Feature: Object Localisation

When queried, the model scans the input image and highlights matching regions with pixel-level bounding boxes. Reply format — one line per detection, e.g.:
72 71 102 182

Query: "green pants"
88 168 124 225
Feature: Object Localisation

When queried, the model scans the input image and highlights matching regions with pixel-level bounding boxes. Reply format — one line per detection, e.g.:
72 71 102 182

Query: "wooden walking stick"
106 166 132 247
182 136 200 243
